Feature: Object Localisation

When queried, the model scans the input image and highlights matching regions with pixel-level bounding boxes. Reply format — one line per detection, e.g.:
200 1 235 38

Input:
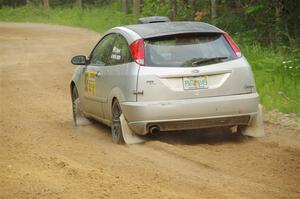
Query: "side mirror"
71 55 87 65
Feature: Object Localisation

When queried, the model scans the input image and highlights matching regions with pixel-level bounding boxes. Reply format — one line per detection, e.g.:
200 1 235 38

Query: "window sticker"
111 54 121 60
112 46 121 53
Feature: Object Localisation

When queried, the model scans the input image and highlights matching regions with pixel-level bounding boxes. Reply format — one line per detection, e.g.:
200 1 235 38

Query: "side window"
90 34 116 65
109 34 132 65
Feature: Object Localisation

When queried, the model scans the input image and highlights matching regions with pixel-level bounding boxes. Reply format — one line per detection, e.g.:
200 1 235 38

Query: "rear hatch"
136 33 256 101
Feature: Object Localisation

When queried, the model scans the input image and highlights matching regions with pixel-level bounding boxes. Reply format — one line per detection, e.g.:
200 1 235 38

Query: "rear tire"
111 100 125 144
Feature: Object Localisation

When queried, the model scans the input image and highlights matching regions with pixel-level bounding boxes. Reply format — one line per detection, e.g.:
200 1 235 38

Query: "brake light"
223 33 242 57
130 38 145 65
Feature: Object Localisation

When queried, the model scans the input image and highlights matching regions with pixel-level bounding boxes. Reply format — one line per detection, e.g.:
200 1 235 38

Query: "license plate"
183 76 208 90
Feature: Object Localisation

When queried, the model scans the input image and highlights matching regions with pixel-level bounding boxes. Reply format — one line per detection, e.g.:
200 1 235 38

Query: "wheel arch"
112 97 118 106
106 87 127 121
70 81 77 101
108 96 119 121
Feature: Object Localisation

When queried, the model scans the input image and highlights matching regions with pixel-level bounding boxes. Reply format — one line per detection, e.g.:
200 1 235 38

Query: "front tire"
111 100 125 144
72 86 90 126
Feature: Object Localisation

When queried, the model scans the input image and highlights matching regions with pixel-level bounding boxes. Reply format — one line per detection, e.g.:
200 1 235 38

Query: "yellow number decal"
85 71 96 95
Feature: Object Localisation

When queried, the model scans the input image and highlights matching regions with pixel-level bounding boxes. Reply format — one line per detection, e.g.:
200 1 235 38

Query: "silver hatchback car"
70 17 264 144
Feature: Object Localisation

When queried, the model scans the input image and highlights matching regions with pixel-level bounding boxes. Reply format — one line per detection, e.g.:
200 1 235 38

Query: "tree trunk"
192 0 197 16
275 0 284 46
43 0 49 9
234 0 245 15
210 0 217 22
122 0 129 14
133 0 140 16
170 0 177 20
182 0 189 5
26 0 30 4
75 0 82 8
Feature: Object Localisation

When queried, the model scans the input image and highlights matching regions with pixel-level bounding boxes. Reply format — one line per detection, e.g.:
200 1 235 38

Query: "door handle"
96 71 102 77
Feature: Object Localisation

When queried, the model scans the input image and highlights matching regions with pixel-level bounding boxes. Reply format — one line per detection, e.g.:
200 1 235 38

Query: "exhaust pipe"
149 126 160 135
229 125 238 133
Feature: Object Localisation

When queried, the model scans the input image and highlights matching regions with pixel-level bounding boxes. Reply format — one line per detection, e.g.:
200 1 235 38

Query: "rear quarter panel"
103 62 140 121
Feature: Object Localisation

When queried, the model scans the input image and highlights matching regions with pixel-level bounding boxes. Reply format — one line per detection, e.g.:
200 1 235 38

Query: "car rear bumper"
120 93 260 135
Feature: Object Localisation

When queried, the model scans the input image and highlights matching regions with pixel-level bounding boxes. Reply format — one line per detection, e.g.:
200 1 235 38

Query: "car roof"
124 21 223 39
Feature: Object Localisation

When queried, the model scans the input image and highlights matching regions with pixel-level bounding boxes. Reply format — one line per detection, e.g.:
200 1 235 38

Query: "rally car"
70 16 264 144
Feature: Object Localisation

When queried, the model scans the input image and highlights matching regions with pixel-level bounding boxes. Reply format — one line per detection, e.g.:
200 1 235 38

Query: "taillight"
223 33 242 57
130 38 145 65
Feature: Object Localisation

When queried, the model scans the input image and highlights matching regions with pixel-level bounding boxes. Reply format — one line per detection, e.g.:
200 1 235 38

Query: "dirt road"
0 22 299 199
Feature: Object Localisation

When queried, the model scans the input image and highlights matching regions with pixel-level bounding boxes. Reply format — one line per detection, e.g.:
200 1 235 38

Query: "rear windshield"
144 33 237 67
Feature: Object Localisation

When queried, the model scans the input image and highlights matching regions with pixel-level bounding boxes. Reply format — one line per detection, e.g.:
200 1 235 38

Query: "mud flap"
241 104 265 137
74 98 91 126
120 114 146 144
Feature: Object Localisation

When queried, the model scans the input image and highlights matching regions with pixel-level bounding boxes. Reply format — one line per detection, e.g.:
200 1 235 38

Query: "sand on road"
0 22 300 199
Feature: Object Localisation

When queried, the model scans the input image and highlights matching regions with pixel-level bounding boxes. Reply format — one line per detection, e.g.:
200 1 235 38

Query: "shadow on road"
147 128 253 145
90 120 111 134
82 119 253 146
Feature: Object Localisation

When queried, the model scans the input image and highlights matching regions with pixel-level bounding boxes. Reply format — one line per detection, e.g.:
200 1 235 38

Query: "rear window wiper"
192 56 228 66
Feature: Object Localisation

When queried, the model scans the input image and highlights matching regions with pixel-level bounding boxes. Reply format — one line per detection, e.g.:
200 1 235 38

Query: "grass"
242 45 300 115
0 4 137 32
1 4 299 116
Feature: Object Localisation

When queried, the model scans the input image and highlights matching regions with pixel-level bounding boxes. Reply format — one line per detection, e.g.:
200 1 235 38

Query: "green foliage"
213 13 246 34
142 0 171 18
142 0 203 21
244 4 264 15
174 1 194 20
0 0 112 7
0 3 137 32
235 35 300 115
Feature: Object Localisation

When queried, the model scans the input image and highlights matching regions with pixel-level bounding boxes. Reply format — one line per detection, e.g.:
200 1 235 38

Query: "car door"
82 33 116 118
95 34 139 121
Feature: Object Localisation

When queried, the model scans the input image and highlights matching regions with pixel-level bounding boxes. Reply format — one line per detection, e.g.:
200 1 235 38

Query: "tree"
191 0 197 16
122 0 129 14
170 0 177 20
133 0 140 16
275 0 284 45
75 0 82 8
210 0 217 23
43 0 49 8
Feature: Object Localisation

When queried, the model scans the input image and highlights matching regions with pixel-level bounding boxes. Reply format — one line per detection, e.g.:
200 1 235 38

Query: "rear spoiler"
138 16 170 24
